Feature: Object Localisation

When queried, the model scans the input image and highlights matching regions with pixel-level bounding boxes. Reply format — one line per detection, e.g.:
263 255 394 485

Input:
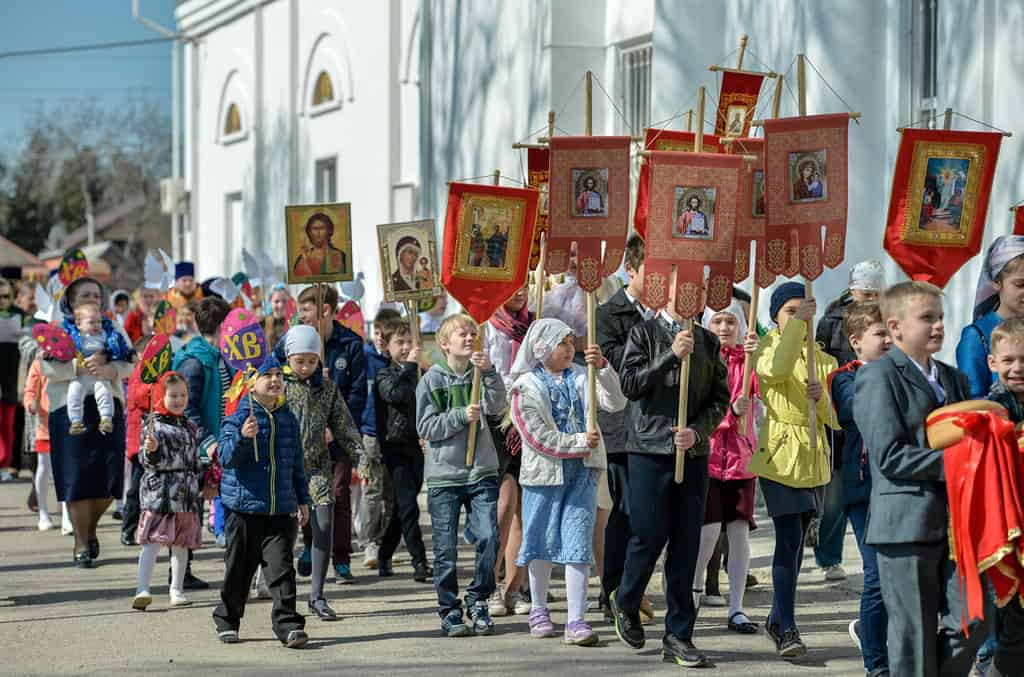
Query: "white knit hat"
848 260 885 292
283 324 321 357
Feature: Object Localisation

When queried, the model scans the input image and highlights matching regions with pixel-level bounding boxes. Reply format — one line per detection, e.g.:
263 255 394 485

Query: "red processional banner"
883 128 1003 288
726 137 781 288
764 113 850 280
547 136 631 292
641 151 743 319
633 129 722 239
442 182 540 324
1014 205 1024 236
714 70 765 139
526 147 550 269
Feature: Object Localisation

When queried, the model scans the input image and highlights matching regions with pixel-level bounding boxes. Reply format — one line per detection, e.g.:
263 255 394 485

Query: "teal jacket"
174 336 231 457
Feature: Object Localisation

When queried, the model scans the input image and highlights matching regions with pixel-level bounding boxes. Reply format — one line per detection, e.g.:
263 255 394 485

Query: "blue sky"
0 0 174 154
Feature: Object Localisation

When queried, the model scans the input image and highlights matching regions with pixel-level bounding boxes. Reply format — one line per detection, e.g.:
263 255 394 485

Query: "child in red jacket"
692 301 762 634
122 358 153 545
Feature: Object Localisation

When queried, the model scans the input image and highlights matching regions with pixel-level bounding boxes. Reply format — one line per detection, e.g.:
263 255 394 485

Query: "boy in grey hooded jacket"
416 314 506 637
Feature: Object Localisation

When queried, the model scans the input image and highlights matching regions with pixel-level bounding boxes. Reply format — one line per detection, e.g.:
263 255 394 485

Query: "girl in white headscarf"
508 318 626 646
957 235 1024 398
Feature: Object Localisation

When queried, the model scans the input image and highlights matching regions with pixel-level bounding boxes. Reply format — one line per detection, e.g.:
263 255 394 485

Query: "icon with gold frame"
285 202 354 284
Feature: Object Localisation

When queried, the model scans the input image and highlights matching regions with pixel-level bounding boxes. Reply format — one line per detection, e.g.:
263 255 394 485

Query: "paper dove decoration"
210 277 253 310
143 249 175 292
340 272 365 302
34 282 62 324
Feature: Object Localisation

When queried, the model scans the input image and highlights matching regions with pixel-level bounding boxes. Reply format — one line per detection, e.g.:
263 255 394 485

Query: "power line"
0 36 175 61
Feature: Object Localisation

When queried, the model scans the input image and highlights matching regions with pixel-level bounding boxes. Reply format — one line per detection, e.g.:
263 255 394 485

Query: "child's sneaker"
132 591 152 611
217 629 239 644
467 600 494 635
512 590 531 615
69 421 86 436
334 563 355 584
528 607 556 638
99 418 113 435
169 590 192 607
440 609 472 637
363 543 379 569
37 514 55 531
283 630 309 649
488 586 509 617
564 620 599 647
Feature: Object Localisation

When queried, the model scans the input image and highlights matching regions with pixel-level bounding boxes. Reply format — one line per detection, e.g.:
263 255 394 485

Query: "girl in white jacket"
509 318 627 646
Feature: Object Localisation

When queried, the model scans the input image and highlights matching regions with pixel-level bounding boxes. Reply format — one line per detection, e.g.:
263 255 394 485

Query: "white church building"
175 0 1024 357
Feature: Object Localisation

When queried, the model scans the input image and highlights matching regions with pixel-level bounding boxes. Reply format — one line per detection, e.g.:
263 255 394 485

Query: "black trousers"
121 456 143 540
617 453 708 640
213 510 304 641
601 452 631 599
379 449 427 568
995 597 1024 675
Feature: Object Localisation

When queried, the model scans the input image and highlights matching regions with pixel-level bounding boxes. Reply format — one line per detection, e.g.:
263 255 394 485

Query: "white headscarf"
700 300 748 340
509 318 572 382
974 235 1024 320
848 260 885 291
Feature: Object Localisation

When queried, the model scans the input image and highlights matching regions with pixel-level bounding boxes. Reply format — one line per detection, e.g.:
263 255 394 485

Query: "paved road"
1 480 867 676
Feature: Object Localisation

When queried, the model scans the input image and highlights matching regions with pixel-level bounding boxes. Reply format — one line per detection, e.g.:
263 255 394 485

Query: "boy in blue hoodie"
213 355 311 648
828 302 891 677
416 314 506 637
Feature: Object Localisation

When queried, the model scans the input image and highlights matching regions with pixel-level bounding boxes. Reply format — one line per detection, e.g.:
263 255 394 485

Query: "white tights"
34 454 51 518
136 543 188 595
528 559 590 623
693 520 751 618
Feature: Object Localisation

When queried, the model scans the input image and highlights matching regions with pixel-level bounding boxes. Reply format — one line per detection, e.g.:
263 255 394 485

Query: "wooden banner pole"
772 75 784 119
315 282 326 374
407 299 421 346
465 169 502 466
736 34 748 70
686 109 693 132
582 71 598 434
674 87 706 484
534 110 555 318
943 107 954 130
739 242 760 437
793 53 819 454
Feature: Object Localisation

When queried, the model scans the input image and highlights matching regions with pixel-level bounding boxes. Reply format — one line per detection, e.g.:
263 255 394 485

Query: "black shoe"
183 567 209 590
777 627 807 659
727 611 759 634
378 560 394 577
74 551 93 568
609 589 645 649
120 534 136 546
413 562 433 583
307 598 338 621
87 537 100 559
745 573 759 589
112 510 123 521
662 635 713 668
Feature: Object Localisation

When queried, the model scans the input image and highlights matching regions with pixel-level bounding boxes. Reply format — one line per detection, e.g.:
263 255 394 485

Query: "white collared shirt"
910 356 946 404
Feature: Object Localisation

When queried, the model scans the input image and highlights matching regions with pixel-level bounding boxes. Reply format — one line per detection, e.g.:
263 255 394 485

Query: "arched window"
224 103 242 135
312 71 334 106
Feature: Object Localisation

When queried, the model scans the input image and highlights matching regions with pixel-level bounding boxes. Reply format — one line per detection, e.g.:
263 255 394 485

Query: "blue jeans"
427 478 499 618
847 503 888 674
814 473 847 568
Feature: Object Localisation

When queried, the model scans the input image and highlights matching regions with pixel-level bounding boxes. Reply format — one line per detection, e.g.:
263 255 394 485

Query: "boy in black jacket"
374 318 430 582
609 297 730 668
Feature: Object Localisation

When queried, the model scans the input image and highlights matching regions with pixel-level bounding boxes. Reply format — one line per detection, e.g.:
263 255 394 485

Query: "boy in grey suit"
854 281 991 677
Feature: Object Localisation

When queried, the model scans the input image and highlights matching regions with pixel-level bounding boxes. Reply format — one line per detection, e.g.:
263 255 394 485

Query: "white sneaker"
511 590 531 615
169 590 192 607
702 594 727 607
363 543 379 569
488 587 509 617
848 619 862 652
132 591 152 611
823 564 847 582
38 514 55 531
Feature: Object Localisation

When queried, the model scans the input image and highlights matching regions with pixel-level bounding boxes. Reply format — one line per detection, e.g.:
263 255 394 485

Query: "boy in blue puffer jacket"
213 354 311 648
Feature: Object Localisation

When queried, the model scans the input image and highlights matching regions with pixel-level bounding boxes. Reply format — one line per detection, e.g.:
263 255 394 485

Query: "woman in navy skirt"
42 277 135 567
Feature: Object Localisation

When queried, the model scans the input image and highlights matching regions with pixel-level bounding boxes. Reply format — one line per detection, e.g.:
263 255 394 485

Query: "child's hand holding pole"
241 415 259 439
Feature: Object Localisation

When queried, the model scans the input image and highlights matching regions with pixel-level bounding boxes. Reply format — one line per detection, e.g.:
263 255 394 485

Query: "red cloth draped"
714 70 764 139
527 148 550 269
939 410 1024 632
1014 206 1024 236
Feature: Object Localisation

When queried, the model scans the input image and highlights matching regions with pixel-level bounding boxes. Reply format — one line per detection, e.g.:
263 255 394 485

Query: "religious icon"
788 150 828 203
672 187 717 240
571 168 609 217
467 207 511 269
285 202 353 284
752 170 766 217
377 218 442 303
917 157 971 232
538 178 550 216
725 105 747 137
